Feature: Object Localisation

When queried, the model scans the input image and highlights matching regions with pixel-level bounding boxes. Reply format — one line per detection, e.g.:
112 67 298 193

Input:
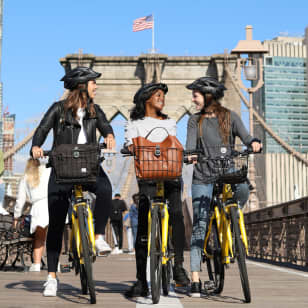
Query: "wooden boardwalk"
0 252 307 308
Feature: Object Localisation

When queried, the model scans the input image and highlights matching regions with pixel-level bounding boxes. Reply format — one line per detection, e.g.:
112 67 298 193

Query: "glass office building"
255 37 308 153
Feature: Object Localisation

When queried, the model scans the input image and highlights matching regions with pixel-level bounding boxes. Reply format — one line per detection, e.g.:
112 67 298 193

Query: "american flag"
133 15 153 32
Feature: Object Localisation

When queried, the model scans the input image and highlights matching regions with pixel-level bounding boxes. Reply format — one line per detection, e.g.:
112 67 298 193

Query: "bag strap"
198 114 206 138
145 127 170 140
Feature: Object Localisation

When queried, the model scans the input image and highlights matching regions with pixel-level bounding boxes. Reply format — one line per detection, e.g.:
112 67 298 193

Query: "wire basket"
49 144 101 184
133 145 183 180
199 145 249 184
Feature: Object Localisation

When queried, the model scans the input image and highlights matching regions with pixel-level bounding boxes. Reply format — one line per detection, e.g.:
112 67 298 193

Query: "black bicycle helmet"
60 66 101 90
186 76 226 99
133 83 168 105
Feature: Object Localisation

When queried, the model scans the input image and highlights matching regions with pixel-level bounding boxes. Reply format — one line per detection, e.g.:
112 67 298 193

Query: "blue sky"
1 0 307 170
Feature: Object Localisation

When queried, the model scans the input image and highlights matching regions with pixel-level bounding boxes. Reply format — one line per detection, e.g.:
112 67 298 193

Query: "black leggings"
135 180 186 283
46 168 112 273
111 220 123 249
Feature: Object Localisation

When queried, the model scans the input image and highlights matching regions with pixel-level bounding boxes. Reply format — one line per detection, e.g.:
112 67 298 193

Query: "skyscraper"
254 36 307 153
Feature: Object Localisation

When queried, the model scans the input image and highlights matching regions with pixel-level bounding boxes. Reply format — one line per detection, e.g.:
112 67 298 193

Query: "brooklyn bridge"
0 47 307 307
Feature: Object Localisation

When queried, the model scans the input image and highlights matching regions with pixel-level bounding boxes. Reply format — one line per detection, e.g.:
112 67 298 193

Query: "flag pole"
151 14 155 53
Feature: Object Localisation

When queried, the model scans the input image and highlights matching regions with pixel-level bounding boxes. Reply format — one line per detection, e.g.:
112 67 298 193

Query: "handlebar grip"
120 148 133 155
99 143 107 150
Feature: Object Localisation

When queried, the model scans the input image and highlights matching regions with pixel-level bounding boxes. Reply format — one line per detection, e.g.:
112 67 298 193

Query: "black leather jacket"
31 100 114 151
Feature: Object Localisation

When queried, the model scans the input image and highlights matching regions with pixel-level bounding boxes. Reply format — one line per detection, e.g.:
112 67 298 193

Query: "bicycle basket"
203 145 249 184
49 144 101 184
134 146 183 180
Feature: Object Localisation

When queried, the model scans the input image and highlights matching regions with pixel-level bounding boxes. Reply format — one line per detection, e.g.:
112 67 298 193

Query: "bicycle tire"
71 233 88 294
230 206 251 303
150 205 162 304
205 220 225 294
0 245 8 269
162 231 172 296
77 205 96 304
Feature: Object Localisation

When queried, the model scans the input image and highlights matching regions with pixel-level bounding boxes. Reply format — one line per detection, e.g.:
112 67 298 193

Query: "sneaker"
204 280 216 292
29 263 41 272
173 264 190 286
190 280 202 298
124 280 149 298
95 235 112 256
111 247 122 255
128 250 135 255
43 275 58 297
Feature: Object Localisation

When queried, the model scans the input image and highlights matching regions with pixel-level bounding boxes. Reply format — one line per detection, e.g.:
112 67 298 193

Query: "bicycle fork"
147 202 169 265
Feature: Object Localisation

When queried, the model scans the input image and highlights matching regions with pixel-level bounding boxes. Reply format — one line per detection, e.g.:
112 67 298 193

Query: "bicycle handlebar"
183 146 262 164
43 143 107 157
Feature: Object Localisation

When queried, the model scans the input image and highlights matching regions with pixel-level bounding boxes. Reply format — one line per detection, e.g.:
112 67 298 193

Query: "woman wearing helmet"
186 76 262 297
31 66 115 297
124 83 190 298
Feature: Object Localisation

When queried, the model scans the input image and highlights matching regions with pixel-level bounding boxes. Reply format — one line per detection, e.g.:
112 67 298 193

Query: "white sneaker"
29 263 41 272
95 235 112 256
111 247 122 255
43 275 58 297
128 250 135 255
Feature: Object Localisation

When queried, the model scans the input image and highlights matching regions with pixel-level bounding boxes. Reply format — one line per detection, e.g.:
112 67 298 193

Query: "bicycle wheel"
150 205 162 304
162 233 172 296
205 220 224 294
230 206 251 303
71 233 88 294
77 205 96 304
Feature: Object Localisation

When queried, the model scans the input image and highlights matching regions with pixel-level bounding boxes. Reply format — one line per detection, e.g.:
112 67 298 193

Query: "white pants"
126 227 134 251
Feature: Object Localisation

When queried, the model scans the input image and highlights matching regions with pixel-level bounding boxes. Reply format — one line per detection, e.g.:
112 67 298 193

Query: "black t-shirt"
110 199 127 221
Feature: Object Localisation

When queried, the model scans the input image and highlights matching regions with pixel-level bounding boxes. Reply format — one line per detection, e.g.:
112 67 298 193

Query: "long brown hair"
25 158 41 189
64 84 96 119
204 94 231 144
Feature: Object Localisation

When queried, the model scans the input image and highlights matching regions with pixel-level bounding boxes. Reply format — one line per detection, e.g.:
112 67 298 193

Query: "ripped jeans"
190 182 249 272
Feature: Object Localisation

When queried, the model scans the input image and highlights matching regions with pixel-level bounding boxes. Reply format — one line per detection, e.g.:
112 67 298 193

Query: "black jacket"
31 100 114 150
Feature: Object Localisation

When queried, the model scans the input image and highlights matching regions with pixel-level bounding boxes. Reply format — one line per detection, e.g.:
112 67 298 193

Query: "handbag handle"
144 127 170 140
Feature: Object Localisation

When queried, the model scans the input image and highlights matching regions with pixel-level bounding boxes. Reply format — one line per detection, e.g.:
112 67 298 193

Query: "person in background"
110 193 128 254
129 193 139 245
13 158 51 272
123 209 134 254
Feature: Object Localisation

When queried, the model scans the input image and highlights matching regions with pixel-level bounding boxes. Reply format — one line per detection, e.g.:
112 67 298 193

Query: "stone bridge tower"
60 53 241 122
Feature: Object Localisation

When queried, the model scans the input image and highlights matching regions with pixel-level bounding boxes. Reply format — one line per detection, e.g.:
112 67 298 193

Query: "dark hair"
114 193 121 197
130 83 168 121
132 193 139 202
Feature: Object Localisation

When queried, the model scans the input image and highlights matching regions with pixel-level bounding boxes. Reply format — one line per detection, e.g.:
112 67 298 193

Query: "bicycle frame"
204 183 249 264
70 185 96 264
147 181 170 266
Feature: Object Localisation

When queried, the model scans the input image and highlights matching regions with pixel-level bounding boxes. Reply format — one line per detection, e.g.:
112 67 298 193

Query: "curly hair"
130 89 167 121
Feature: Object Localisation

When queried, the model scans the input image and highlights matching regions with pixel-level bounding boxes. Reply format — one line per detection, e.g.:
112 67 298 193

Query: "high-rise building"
2 114 15 174
254 36 307 153
253 34 308 208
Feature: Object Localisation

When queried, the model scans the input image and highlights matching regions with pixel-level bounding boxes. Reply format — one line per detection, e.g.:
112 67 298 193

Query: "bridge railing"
244 196 308 267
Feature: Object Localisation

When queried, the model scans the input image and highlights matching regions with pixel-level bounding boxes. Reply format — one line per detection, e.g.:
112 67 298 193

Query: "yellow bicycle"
45 143 106 304
122 146 178 304
185 145 260 303
147 179 174 304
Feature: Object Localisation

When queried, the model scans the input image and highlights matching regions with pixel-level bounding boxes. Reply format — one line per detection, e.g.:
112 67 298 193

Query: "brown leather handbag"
132 127 184 180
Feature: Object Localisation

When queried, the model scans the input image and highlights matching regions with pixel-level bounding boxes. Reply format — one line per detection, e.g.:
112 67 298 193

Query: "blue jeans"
190 182 249 272
132 225 138 245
